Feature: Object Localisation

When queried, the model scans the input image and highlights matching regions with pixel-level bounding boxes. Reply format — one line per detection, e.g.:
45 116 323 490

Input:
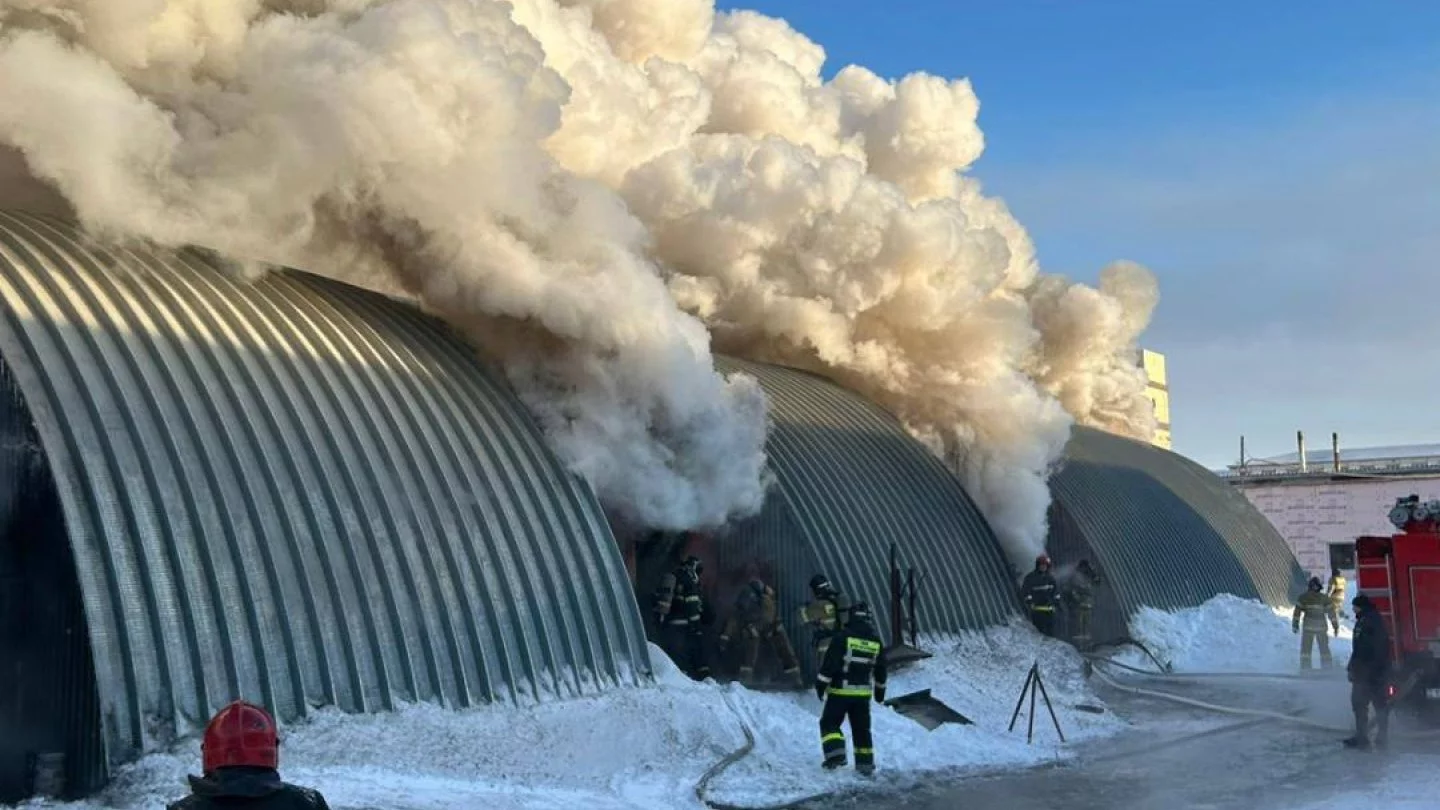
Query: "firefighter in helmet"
1292 575 1340 669
800 574 851 670
815 601 888 776
167 700 331 810
1344 594 1391 749
719 577 803 688
653 555 710 680
1326 567 1348 618
1064 559 1102 647
1020 554 1060 637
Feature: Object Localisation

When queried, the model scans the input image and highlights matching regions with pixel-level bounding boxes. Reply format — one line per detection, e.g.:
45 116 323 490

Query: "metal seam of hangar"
1046 426 1308 643
0 210 650 788
705 357 1018 658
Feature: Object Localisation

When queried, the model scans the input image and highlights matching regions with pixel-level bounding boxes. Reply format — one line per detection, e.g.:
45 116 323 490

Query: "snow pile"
1127 594 1354 675
49 632 1123 810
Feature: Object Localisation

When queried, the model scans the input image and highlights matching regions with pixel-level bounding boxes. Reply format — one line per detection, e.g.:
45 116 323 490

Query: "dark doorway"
0 360 102 802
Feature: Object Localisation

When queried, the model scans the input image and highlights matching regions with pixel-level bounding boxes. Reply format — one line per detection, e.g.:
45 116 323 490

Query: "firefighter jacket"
1327 574 1347 609
1020 569 1059 612
168 767 331 810
1067 567 1100 610
654 567 704 628
1292 590 1339 633
722 584 780 639
815 621 888 702
801 591 851 643
1348 608 1391 681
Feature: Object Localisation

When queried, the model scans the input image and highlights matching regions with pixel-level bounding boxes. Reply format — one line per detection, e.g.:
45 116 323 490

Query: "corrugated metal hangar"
0 210 1306 800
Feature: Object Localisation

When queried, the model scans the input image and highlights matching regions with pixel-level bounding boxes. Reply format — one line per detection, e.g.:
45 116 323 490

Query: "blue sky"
717 0 1440 469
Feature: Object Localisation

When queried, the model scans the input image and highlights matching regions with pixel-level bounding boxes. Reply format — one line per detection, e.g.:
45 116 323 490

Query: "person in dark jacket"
168 700 331 810
1020 554 1060 637
815 601 887 776
1344 594 1391 750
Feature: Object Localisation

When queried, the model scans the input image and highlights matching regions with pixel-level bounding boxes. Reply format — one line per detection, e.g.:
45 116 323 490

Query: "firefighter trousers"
1071 606 1092 642
819 694 873 770
1350 675 1389 743
660 624 709 680
739 625 800 680
1299 629 1332 669
1029 607 1056 637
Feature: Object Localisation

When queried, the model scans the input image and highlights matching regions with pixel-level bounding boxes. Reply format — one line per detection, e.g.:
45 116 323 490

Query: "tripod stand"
1007 661 1065 744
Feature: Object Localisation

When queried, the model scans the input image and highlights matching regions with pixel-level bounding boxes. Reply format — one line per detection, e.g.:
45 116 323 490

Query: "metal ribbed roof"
1050 426 1306 622
713 357 1017 640
0 211 650 770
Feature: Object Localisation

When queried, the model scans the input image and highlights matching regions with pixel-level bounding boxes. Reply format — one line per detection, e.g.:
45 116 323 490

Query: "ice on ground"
1125 594 1355 675
39 629 1123 810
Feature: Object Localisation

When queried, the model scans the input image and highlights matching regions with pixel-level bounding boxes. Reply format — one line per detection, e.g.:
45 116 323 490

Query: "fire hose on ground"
695 647 1436 809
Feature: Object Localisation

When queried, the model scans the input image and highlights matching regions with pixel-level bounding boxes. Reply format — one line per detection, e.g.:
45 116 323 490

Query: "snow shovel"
883 643 934 671
884 688 973 731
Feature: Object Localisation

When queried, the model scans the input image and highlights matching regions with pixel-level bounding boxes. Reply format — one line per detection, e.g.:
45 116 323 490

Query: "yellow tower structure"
1140 349 1171 449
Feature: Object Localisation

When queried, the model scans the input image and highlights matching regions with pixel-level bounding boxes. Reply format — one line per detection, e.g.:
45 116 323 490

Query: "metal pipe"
1298 430 1308 473
1240 435 1246 470
1333 432 1341 472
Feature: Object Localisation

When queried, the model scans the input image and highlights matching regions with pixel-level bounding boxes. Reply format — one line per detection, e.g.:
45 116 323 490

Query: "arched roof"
0 210 649 767
1048 425 1306 630
709 357 1017 646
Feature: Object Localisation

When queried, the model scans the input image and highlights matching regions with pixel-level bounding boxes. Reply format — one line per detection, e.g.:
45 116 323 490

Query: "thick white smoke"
0 0 1157 568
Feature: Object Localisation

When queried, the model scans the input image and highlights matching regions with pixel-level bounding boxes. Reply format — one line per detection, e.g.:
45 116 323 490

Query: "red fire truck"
1354 495 1440 717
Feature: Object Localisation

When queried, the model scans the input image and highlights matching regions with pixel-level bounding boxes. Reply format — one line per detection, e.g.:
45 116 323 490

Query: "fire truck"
1354 495 1440 717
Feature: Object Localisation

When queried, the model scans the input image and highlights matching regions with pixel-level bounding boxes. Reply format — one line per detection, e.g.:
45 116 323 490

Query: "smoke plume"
0 0 1157 567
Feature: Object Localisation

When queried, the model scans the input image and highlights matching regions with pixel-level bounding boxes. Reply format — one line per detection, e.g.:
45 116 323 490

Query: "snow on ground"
34 627 1123 810
1125 594 1354 675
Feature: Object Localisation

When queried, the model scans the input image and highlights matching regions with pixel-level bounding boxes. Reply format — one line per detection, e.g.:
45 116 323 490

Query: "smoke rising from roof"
0 0 1157 566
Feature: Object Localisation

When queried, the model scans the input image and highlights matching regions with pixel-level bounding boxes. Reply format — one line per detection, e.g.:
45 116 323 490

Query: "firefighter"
719 578 803 687
1065 559 1101 647
168 700 331 810
800 574 851 670
815 601 887 776
653 555 710 680
1327 567 1348 618
1292 576 1341 670
1020 554 1060 637
1344 594 1391 750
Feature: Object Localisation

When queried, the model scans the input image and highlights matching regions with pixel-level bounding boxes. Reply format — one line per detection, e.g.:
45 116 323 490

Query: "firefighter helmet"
1308 576 1323 590
683 555 703 575
809 574 834 595
849 601 873 624
202 700 278 773
1035 554 1052 569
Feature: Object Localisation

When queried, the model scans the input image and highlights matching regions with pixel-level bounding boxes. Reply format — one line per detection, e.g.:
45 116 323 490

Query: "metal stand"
1007 661 1066 744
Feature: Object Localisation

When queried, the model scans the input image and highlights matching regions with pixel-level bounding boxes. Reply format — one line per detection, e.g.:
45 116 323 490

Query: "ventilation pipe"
1332 432 1341 472
1298 431 1308 473
1239 435 1246 470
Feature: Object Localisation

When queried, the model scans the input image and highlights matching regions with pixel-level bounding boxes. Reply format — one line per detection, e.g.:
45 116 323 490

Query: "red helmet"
1036 554 1052 568
202 700 278 773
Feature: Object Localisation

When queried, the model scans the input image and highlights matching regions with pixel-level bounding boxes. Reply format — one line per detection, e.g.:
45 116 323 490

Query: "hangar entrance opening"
0 361 101 803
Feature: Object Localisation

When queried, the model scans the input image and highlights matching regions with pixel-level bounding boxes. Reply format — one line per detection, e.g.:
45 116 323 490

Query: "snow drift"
48 632 1122 810
0 0 1158 561
1128 594 1354 674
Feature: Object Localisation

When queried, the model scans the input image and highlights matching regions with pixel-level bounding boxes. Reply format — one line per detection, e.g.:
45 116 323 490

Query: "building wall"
1141 348 1172 450
1049 427 1308 642
1236 477 1440 578
0 211 650 779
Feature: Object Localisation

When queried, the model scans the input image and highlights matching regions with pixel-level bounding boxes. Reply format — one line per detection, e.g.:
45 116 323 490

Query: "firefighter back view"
1065 559 1101 646
801 574 851 670
168 701 331 810
719 578 803 687
652 555 710 680
815 601 887 776
1292 576 1340 669
1327 567 1348 618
